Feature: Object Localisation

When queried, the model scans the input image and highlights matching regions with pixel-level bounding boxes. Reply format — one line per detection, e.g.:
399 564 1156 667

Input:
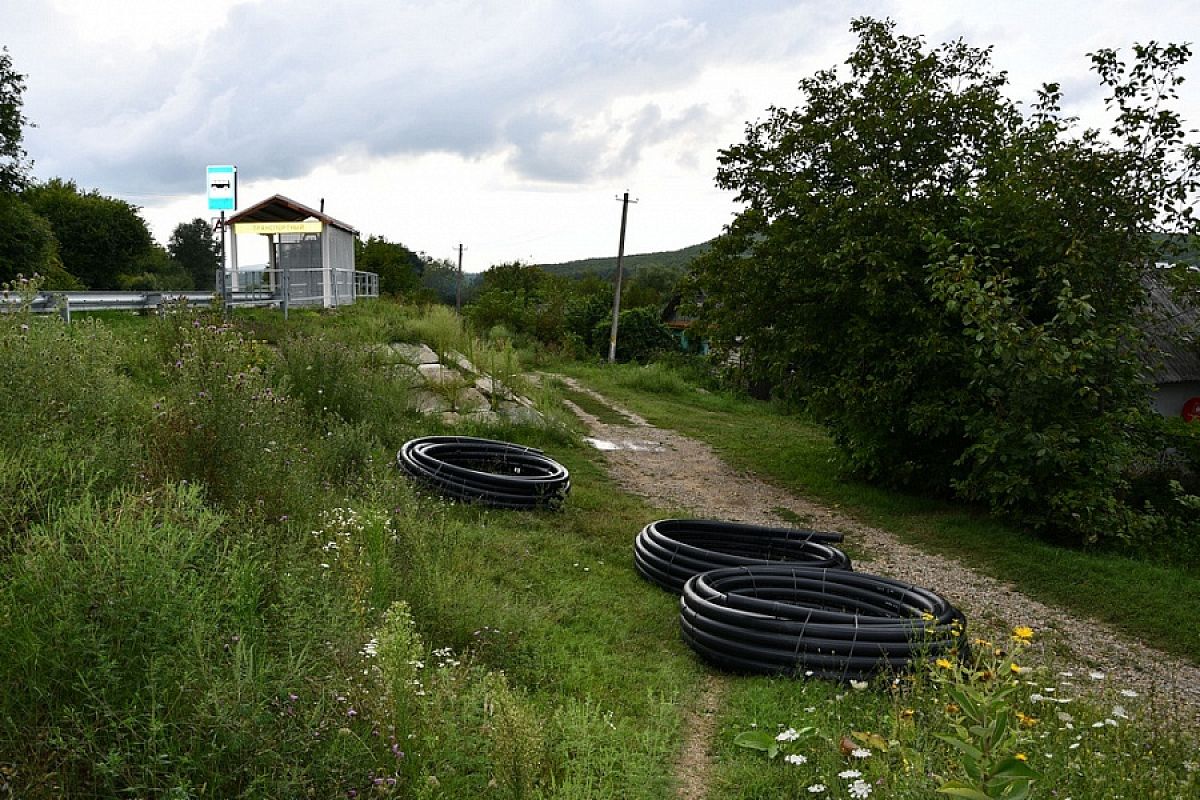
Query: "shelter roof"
1144 273 1200 384
225 194 358 235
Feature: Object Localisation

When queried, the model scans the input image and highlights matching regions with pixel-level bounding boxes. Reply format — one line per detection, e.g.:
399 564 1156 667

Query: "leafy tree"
621 264 682 311
23 179 155 289
415 257 466 306
118 243 192 290
564 274 614 353
689 18 1200 543
354 235 423 296
592 306 675 363
168 218 221 290
466 262 568 344
0 194 78 287
0 47 30 195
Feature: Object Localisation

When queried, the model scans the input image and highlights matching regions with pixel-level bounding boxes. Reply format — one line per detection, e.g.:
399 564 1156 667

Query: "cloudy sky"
3 0 1198 270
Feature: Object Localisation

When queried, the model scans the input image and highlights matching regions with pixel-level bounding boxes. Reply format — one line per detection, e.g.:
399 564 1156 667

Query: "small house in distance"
224 194 378 308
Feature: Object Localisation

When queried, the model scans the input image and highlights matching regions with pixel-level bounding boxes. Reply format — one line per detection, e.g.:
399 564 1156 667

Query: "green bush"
594 306 675 363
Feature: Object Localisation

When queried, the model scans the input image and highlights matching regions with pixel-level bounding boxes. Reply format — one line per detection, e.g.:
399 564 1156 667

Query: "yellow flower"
1012 626 1034 643
1010 662 1025 674
1015 711 1038 728
899 708 915 720
921 612 935 622
936 658 954 670
944 702 961 715
1015 753 1028 762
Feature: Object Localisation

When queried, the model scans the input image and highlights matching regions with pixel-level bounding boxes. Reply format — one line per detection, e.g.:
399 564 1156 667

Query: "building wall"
1152 380 1200 417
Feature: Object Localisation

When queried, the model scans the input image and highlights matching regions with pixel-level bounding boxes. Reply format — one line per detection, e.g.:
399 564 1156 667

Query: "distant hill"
537 241 711 280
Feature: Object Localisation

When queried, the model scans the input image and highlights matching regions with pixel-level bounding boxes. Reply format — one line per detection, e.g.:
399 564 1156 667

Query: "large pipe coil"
398 435 570 509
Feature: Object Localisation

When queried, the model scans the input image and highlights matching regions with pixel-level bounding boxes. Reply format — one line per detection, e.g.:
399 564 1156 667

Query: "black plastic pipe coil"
398 435 570 509
634 519 851 593
679 565 966 680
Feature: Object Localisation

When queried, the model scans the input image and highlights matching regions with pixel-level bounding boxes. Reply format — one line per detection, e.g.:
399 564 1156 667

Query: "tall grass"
0 301 695 798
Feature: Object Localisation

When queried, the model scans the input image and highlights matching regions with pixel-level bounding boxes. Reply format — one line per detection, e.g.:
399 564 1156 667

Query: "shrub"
594 306 676 363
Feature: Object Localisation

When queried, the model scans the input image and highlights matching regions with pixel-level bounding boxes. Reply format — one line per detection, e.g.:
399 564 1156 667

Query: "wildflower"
850 680 869 691
1111 705 1129 719
785 754 808 766
1012 626 1034 643
1015 711 1038 728
776 728 800 742
838 769 862 779
1015 753 1028 762
849 778 872 798
808 785 827 794
936 658 954 670
1120 689 1138 698
1088 670 1105 680
945 702 961 714
851 748 871 759
899 708 914 720
1010 663 1027 675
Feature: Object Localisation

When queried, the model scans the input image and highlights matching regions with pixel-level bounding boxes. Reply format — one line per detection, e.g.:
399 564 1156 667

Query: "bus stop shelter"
224 194 368 308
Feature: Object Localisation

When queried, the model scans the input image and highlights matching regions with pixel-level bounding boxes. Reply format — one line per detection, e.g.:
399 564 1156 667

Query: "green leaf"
938 782 994 800
992 757 1041 781
935 734 983 762
733 730 775 753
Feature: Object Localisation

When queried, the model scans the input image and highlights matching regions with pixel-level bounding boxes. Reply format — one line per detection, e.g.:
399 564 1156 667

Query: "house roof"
1144 274 1200 384
225 194 359 235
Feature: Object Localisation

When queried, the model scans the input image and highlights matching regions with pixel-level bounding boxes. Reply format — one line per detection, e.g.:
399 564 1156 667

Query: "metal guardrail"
1 270 380 320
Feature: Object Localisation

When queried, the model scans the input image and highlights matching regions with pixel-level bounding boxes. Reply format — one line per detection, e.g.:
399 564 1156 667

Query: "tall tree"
168 218 221 290
689 18 1200 542
354 235 423 296
23 179 155 289
0 47 30 195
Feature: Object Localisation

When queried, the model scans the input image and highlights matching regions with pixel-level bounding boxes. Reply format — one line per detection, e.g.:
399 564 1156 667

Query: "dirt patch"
672 674 726 800
553 374 1200 741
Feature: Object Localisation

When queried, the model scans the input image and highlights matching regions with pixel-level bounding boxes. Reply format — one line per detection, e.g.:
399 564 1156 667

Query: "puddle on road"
584 437 663 452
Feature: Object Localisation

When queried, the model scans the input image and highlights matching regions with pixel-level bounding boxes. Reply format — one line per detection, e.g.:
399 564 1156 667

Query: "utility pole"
608 191 637 363
455 243 465 313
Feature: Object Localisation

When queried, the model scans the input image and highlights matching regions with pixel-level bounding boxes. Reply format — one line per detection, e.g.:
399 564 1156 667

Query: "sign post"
207 166 237 303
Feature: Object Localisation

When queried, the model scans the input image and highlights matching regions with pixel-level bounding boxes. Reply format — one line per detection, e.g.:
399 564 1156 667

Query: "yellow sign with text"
233 221 323 235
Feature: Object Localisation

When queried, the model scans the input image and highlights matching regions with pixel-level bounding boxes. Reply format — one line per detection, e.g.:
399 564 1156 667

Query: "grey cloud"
12 0 824 191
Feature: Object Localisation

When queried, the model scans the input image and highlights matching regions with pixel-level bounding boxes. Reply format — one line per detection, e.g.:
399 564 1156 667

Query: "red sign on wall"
1183 396 1200 422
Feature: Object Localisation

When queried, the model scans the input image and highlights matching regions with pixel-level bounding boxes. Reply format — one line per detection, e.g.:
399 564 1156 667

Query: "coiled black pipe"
398 435 570 509
634 519 851 593
679 565 966 681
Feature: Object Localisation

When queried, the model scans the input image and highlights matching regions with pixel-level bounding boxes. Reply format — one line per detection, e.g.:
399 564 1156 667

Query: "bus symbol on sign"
206 165 237 211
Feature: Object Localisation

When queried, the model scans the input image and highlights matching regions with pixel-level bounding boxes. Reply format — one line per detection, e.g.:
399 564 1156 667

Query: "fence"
1 270 380 320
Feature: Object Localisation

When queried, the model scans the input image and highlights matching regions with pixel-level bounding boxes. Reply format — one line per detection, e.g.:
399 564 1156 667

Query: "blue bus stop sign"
207 165 237 211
